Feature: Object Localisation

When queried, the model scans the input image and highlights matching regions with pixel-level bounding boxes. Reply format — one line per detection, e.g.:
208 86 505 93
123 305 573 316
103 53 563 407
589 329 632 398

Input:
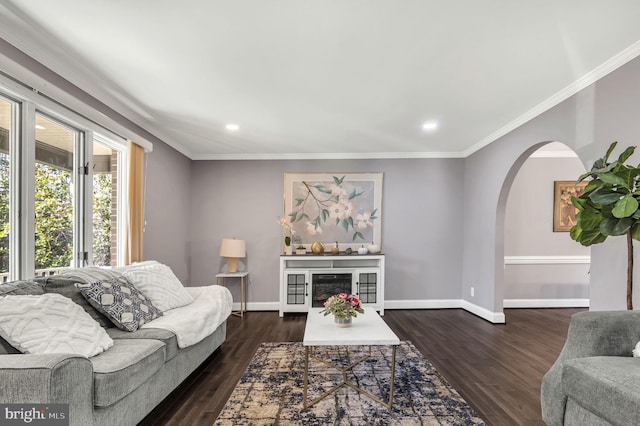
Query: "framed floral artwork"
283 172 383 251
553 180 587 232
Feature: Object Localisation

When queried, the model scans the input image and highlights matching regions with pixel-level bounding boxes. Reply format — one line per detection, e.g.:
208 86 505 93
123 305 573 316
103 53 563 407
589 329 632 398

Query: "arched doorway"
494 141 590 315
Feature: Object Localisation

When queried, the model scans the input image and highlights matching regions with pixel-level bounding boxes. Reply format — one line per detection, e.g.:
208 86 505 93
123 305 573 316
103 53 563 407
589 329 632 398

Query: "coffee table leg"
304 346 309 409
389 345 397 408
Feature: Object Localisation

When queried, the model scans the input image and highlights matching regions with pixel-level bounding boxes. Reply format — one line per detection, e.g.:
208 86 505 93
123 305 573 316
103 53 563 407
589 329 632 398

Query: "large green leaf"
569 225 582 242
633 223 640 241
615 167 640 189
576 209 602 231
583 179 602 193
604 141 618 162
575 228 607 246
612 195 639 218
589 189 624 205
598 172 629 188
600 217 633 236
578 171 594 182
586 159 619 178
571 196 586 211
617 145 636 164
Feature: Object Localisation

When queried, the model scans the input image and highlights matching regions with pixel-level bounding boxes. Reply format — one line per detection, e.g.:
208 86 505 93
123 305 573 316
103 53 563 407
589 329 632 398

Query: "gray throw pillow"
0 280 45 354
77 276 163 332
35 275 114 329
0 280 45 296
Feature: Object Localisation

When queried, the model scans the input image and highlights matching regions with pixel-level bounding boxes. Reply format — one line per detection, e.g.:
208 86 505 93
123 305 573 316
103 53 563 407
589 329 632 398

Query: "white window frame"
0 75 128 280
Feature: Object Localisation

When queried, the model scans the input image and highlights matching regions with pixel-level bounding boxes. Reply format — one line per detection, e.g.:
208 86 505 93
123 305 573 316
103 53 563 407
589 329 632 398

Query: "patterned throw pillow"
0 293 113 357
77 277 163 332
122 263 193 311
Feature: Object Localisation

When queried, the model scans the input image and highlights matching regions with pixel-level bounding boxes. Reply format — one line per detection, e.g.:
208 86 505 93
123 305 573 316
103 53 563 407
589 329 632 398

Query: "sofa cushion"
35 275 114 328
0 293 113 357
90 338 166 407
0 280 44 354
77 276 162 332
122 263 193 311
563 356 640 426
107 327 179 361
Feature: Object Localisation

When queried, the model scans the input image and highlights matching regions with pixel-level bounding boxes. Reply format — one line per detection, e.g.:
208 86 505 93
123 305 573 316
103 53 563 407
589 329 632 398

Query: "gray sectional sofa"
541 310 640 426
0 264 231 426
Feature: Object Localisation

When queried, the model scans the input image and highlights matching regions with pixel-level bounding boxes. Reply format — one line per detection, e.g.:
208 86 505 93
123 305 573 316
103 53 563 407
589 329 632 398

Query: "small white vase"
334 316 352 327
284 246 292 255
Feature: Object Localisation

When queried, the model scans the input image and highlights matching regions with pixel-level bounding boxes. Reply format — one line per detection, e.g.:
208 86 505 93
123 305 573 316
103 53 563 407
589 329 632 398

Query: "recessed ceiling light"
422 121 438 131
35 124 45 130
225 123 240 131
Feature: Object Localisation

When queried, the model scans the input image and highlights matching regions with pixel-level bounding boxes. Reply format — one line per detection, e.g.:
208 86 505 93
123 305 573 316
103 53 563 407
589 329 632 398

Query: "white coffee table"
302 307 400 410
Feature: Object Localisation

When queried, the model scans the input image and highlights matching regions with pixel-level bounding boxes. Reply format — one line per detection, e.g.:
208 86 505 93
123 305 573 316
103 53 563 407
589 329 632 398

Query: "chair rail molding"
504 255 590 265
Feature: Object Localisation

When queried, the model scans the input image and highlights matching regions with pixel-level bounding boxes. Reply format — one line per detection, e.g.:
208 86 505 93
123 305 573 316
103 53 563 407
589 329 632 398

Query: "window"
0 97 12 277
0 85 126 280
92 138 120 267
34 114 77 272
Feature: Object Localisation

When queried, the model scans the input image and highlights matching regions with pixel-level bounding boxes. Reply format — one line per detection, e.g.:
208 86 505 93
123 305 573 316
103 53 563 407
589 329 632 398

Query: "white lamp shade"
219 238 246 258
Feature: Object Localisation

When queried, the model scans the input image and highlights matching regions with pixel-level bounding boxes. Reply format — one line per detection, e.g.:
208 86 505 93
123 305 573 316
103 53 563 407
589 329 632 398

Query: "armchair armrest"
558 310 640 359
541 310 640 425
0 354 94 426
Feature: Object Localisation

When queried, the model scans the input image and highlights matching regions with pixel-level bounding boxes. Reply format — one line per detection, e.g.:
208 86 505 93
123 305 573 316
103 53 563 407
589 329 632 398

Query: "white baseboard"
233 301 280 312
461 300 506 324
384 299 462 309
237 299 586 319
503 298 589 308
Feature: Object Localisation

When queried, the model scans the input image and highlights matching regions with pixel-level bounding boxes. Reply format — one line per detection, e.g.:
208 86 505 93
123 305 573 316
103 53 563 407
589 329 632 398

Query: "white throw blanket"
141 285 233 348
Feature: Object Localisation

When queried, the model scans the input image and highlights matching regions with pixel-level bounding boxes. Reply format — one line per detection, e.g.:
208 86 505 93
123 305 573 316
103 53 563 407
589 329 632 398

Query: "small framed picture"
553 181 587 232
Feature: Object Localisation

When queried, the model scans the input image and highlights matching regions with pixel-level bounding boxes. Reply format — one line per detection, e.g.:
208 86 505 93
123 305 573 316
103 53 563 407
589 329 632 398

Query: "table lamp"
219 238 246 273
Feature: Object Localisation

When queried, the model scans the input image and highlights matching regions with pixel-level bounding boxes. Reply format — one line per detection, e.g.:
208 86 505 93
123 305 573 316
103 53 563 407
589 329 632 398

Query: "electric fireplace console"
279 254 385 317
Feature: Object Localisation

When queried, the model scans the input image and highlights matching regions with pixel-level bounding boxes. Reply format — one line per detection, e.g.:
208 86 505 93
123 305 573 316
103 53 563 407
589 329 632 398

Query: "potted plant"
277 216 294 255
570 142 640 309
295 245 306 255
321 293 365 327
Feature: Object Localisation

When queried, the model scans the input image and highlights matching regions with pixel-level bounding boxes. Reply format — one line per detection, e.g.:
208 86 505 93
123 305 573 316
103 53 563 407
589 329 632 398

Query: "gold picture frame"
553 180 587 232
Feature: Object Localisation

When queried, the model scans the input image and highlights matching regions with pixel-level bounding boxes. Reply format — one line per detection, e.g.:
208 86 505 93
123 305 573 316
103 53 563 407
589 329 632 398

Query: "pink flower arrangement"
321 293 365 319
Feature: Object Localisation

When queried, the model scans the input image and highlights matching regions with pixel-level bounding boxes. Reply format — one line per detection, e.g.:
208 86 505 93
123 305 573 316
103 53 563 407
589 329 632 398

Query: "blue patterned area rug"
215 341 486 425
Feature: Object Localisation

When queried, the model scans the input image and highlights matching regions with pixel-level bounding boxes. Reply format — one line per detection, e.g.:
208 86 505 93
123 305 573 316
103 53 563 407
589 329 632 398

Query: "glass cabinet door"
285 271 308 307
356 270 379 304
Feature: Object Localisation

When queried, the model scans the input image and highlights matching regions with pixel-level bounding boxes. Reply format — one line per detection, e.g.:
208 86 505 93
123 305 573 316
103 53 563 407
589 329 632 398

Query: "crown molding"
462 39 640 158
190 151 466 161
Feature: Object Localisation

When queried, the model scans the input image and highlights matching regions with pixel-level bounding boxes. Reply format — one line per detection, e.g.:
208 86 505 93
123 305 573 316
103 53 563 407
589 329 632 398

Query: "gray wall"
504 156 589 301
464 55 640 315
189 159 465 305
143 140 193 284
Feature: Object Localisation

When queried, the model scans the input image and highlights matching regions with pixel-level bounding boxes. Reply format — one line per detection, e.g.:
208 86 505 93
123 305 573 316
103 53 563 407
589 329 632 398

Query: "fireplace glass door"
311 273 352 308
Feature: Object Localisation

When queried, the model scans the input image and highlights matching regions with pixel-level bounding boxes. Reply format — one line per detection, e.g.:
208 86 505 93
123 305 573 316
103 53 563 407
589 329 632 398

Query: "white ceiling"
1 1 640 160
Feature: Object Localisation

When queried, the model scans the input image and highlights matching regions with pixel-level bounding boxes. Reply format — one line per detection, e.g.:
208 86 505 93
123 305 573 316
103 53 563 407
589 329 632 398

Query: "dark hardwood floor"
140 308 583 426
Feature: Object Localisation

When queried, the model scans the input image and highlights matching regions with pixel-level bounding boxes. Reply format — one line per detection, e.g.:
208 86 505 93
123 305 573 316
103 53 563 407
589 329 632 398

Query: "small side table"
216 272 249 318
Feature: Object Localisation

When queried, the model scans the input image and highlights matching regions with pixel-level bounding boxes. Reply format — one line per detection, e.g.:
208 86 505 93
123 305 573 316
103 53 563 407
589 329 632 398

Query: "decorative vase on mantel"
334 316 352 328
